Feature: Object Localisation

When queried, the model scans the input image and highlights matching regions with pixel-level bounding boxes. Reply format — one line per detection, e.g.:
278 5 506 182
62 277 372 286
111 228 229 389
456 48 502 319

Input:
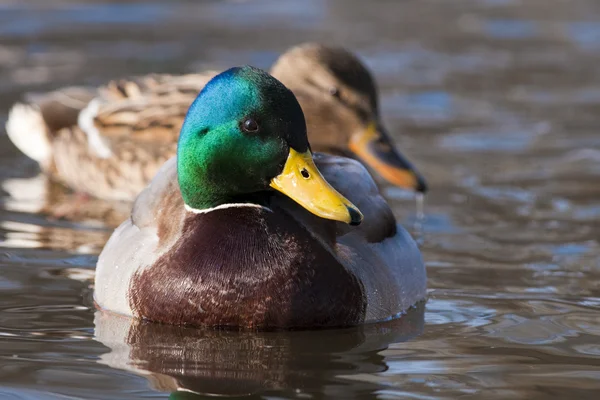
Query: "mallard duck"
6 43 426 201
94 66 426 329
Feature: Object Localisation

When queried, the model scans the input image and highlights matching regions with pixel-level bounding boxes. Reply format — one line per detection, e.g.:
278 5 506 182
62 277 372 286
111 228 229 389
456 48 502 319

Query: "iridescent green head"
177 66 362 225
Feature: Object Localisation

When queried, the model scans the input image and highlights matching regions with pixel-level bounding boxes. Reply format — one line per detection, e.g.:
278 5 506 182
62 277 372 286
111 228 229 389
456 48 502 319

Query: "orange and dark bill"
349 122 427 193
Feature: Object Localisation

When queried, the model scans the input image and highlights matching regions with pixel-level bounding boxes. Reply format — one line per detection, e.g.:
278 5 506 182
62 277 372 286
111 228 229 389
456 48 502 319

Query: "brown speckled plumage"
6 43 425 200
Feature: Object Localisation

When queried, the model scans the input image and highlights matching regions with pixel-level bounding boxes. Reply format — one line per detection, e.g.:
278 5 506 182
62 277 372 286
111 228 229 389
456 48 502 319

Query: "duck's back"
6 73 216 200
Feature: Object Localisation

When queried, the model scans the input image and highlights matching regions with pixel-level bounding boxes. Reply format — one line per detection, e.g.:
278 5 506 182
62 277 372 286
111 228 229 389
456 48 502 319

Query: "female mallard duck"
94 66 426 329
6 43 426 201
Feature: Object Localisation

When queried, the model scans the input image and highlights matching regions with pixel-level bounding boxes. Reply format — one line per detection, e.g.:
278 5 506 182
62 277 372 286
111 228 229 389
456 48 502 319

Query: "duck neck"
177 162 236 211
177 143 271 211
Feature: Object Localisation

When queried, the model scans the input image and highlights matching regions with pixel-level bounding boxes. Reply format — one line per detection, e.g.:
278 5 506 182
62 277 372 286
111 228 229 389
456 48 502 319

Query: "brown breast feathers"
129 206 366 329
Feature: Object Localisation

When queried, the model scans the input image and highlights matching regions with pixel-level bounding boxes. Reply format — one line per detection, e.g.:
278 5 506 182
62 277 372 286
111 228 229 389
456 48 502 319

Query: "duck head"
271 43 428 193
177 66 362 225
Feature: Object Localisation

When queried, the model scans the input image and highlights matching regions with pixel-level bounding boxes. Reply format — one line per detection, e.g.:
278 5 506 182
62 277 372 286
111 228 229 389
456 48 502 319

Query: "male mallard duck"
6 43 426 201
94 66 426 329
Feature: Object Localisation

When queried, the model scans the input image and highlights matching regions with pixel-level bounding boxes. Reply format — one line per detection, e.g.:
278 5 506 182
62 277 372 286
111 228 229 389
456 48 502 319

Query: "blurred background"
1 0 600 399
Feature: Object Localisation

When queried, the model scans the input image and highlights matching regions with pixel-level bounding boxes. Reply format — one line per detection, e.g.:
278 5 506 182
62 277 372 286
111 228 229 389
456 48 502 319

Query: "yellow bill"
270 148 363 225
349 122 427 192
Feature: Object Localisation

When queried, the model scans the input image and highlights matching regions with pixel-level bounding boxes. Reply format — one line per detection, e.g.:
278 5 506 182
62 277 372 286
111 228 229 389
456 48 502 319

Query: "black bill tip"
347 206 363 226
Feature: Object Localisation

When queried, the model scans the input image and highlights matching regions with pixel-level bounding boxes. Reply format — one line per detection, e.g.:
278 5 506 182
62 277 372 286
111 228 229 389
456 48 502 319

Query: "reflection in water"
1 173 127 252
94 305 425 398
2 173 130 227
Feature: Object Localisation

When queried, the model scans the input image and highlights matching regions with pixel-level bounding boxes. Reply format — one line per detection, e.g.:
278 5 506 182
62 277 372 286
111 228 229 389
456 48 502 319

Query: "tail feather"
5 103 51 167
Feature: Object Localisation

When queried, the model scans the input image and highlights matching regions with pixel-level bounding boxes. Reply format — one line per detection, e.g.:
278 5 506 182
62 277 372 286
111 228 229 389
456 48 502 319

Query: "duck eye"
241 118 259 133
329 86 340 98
